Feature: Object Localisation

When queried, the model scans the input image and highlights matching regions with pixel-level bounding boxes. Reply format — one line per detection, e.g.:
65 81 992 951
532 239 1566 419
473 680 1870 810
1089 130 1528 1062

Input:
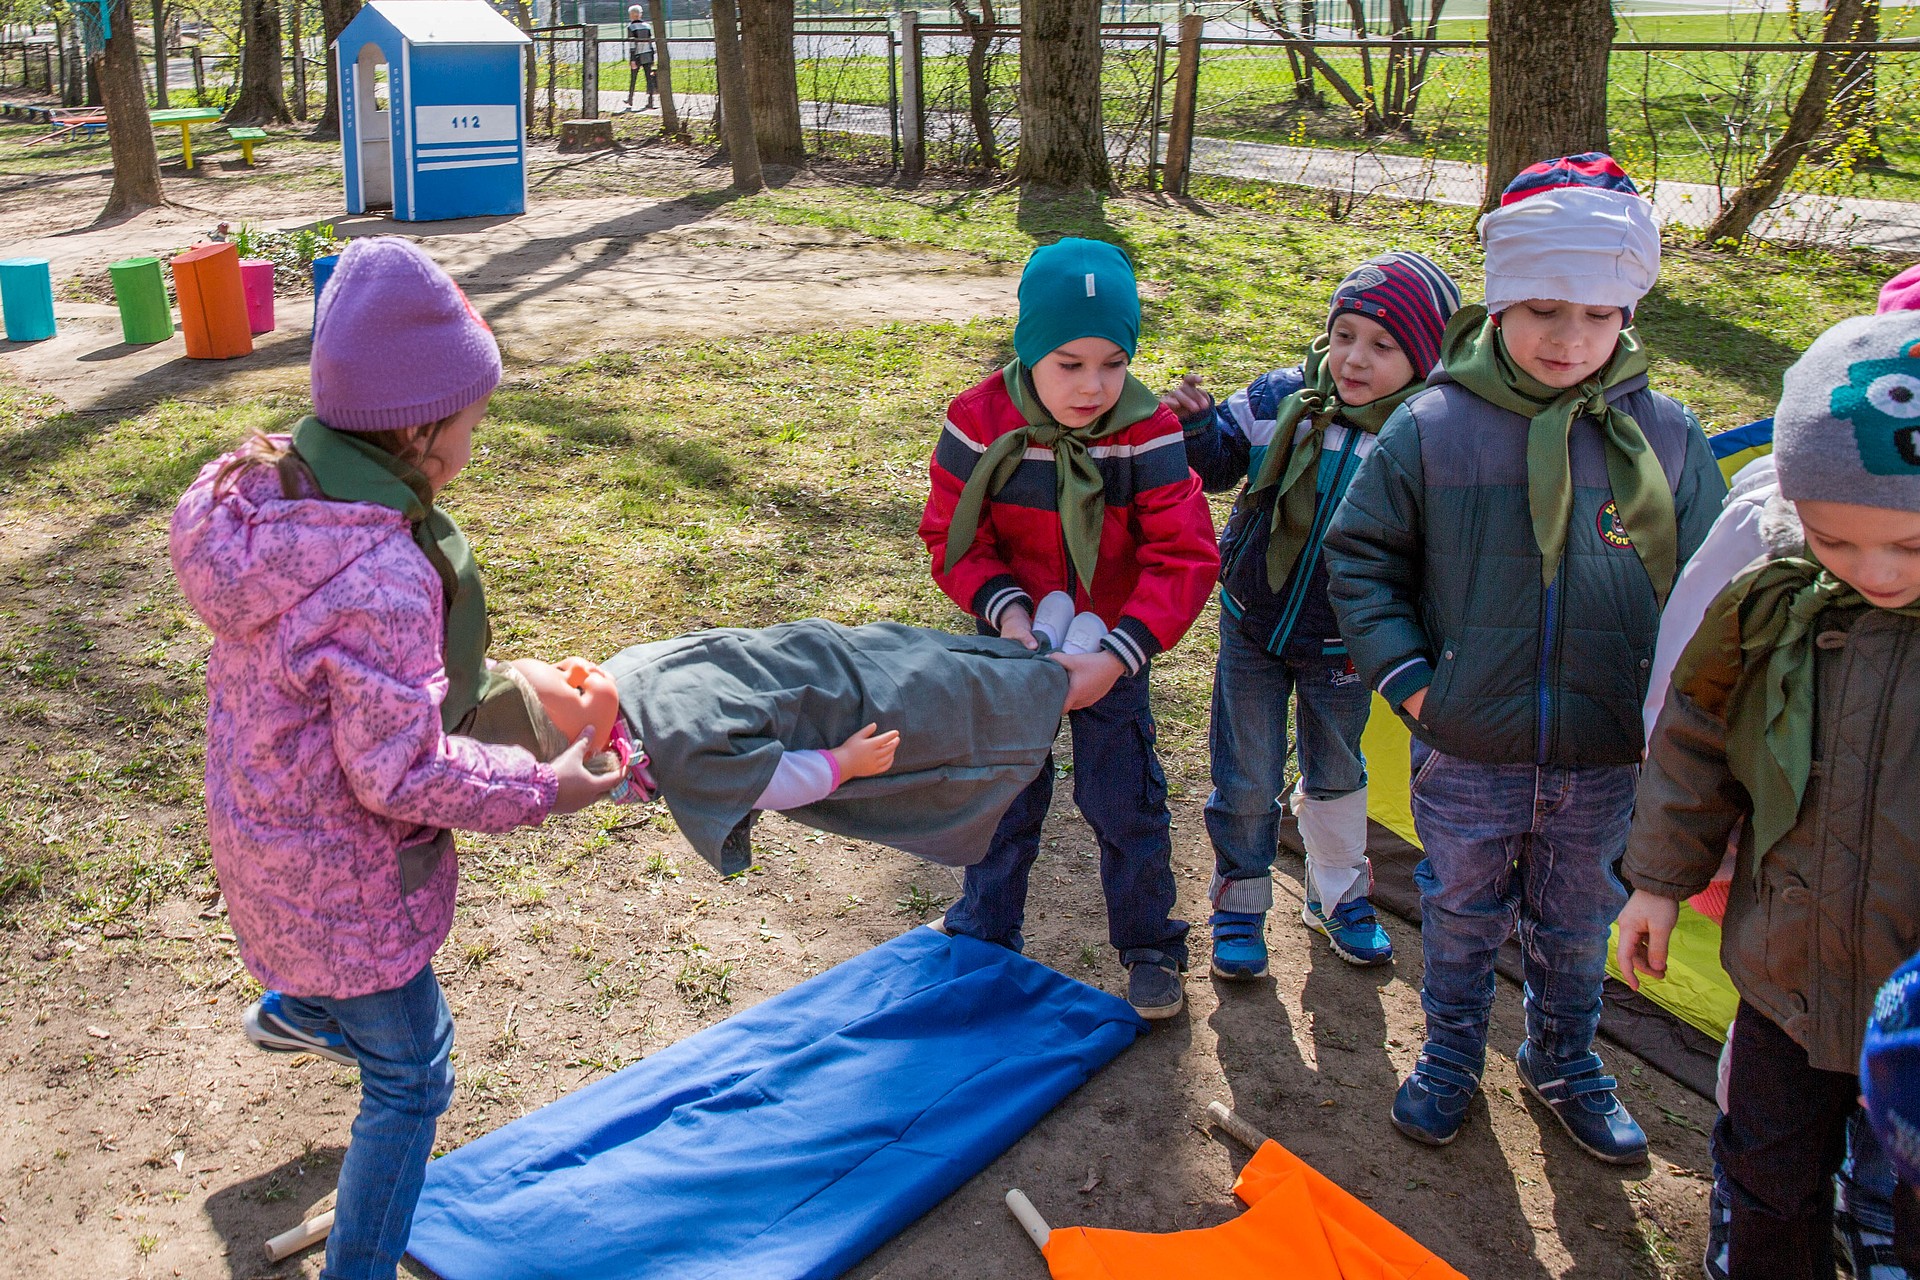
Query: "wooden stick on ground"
1004 1188 1052 1252
1206 1100 1271 1152
264 1208 334 1262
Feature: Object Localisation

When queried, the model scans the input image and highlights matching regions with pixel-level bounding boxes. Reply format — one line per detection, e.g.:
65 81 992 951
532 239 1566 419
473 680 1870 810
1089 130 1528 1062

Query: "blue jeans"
1204 615 1370 913
1408 746 1635 1069
278 964 456 1280
943 663 1189 968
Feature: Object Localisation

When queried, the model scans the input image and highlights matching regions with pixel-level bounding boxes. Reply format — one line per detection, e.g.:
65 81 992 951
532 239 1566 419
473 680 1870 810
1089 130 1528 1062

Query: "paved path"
577 85 1920 250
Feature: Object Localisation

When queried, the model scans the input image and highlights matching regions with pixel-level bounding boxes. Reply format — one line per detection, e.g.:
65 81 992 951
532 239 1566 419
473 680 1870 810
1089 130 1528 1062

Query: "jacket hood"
171 451 410 640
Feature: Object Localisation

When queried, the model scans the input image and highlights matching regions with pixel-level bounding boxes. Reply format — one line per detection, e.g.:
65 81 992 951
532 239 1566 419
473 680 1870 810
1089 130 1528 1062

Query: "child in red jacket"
919 237 1219 1019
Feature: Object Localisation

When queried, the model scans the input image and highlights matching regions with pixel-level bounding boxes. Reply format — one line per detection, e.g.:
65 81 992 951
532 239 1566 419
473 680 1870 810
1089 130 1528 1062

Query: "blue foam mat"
408 928 1146 1280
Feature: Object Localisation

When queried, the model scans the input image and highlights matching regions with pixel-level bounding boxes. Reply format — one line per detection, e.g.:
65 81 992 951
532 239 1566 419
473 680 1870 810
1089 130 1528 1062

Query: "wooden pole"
1162 12 1202 195
264 1209 334 1263
1004 1190 1052 1252
898 8 922 175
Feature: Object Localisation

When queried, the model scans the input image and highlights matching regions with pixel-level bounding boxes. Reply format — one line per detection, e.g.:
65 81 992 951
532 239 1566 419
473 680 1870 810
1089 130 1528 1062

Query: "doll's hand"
1051 650 1126 712
831 723 900 780
1614 889 1679 991
1160 373 1212 422
998 604 1040 651
550 726 624 814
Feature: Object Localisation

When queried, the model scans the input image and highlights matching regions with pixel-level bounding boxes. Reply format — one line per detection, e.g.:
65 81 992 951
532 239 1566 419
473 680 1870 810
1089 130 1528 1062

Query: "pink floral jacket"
171 451 557 999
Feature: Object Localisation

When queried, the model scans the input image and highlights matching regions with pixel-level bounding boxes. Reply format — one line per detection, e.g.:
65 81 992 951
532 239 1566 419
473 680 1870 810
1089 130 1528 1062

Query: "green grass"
0 172 1894 937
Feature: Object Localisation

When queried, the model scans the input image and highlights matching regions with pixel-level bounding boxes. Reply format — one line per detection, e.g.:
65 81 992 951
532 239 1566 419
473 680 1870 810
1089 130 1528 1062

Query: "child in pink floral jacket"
170 238 618 1280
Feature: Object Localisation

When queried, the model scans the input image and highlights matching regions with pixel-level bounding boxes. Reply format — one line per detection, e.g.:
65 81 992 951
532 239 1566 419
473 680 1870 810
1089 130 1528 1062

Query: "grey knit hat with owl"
1776 312 1920 515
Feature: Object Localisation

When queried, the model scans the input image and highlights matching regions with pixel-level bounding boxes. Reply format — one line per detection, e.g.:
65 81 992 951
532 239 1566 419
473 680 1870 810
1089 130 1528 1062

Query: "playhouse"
336 0 531 222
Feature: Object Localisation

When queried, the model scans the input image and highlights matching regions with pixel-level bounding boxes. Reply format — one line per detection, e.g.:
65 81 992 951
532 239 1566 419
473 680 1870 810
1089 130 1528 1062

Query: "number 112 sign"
415 105 517 146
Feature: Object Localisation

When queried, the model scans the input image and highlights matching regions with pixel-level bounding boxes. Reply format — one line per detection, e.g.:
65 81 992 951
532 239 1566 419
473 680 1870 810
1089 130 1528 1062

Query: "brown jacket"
1624 500 1920 1072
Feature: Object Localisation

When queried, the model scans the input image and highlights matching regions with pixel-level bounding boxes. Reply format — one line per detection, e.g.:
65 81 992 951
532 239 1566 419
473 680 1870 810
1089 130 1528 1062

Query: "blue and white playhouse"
336 0 531 221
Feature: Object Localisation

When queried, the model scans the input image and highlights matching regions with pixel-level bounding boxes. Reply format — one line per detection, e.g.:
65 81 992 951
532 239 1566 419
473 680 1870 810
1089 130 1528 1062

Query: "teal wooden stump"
109 256 174 345
0 257 55 342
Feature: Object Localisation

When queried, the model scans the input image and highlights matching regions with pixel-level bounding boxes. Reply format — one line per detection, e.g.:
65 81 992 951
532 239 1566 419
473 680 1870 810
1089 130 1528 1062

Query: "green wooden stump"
109 256 174 345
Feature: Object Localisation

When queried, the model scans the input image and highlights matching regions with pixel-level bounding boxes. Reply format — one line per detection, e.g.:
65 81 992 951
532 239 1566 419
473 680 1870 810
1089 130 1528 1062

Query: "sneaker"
1209 910 1268 980
1032 590 1075 651
1302 895 1394 966
243 991 356 1067
1125 954 1185 1021
1391 1041 1481 1146
1515 1041 1648 1165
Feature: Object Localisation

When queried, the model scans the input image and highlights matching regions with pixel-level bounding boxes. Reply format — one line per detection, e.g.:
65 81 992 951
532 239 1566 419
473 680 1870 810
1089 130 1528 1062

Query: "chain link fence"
1179 33 1920 250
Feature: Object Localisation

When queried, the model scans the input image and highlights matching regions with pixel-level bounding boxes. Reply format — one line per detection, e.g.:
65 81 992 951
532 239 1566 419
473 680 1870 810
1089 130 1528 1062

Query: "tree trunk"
954 0 999 171
227 0 292 124
287 0 306 121
1815 0 1879 165
1703 0 1870 243
151 0 169 107
1012 0 1109 189
649 0 682 140
99 0 165 217
711 0 764 191
60 18 84 105
312 0 360 137
1482 0 1612 211
737 0 802 167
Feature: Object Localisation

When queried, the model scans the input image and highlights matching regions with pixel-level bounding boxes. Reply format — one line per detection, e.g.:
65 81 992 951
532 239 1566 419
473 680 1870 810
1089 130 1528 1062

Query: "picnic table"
24 107 107 145
148 107 224 169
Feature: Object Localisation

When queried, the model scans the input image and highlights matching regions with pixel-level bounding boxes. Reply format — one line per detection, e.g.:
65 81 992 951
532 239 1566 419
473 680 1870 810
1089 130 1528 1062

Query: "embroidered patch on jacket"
1597 500 1634 549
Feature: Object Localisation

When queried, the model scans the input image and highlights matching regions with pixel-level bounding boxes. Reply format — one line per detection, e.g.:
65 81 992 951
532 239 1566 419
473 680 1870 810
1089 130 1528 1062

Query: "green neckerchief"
942 359 1163 594
1671 553 1920 876
290 416 491 733
1440 304 1678 605
1239 334 1423 594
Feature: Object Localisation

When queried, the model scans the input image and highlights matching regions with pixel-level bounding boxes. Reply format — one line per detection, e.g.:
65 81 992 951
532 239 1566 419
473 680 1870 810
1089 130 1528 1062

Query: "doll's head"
507 657 620 756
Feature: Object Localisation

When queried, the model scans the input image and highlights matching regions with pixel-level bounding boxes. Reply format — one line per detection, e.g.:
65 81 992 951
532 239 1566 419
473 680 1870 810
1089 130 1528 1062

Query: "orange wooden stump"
170 243 254 360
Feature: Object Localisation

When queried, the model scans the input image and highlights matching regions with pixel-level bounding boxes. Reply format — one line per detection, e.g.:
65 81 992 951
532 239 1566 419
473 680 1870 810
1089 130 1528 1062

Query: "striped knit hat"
1478 151 1659 318
1327 251 1461 381
1498 152 1640 206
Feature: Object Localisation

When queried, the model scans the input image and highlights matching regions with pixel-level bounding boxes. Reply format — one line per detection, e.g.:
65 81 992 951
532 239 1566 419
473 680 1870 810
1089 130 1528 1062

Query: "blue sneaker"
1209 911 1268 980
1391 1041 1481 1146
1301 895 1393 966
1515 1042 1648 1165
243 991 356 1067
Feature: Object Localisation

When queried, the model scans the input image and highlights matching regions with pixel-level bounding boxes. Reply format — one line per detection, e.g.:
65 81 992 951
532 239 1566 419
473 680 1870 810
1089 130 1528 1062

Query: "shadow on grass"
1637 284 1809 405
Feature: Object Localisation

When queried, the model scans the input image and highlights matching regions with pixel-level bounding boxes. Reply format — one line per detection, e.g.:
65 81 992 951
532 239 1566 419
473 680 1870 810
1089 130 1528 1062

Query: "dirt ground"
0 143 1717 1279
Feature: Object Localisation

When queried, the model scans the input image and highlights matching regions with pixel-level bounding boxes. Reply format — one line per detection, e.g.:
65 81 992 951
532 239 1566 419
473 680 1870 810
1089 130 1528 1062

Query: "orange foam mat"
1042 1139 1468 1280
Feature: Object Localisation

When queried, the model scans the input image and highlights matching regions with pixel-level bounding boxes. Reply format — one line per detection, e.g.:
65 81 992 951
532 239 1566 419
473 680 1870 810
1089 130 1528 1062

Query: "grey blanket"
602 620 1070 874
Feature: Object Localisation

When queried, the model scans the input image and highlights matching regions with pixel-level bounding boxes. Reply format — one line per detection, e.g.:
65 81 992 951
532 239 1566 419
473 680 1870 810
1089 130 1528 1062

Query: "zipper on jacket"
1536 562 1563 765
1268 428 1362 656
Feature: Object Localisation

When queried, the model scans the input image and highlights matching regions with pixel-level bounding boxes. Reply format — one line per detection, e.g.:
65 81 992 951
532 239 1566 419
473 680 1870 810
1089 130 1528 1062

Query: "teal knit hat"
1012 238 1141 366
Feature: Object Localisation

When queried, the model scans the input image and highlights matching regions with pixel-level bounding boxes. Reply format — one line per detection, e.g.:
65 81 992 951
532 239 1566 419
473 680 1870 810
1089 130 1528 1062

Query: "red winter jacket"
919 369 1219 673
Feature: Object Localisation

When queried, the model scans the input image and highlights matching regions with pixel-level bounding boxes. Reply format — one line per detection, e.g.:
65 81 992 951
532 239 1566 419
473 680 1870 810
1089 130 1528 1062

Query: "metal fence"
1178 35 1920 250
7 8 1918 252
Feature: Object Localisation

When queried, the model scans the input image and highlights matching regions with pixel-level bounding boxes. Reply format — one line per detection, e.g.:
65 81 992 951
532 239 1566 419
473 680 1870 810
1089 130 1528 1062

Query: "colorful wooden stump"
0 257 56 342
169 243 253 360
311 253 340 328
239 258 276 334
108 256 174 345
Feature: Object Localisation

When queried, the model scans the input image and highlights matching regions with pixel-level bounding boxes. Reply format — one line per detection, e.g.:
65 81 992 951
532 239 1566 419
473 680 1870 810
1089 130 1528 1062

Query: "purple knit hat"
1328 251 1462 381
311 237 501 432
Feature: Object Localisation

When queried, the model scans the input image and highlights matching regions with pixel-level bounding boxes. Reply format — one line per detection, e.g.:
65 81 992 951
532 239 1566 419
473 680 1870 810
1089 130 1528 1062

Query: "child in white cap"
1324 153 1727 1160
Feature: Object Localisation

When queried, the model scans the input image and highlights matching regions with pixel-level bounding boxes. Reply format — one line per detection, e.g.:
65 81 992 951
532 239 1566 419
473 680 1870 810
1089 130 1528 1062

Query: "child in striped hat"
1322 153 1727 1163
1166 251 1460 978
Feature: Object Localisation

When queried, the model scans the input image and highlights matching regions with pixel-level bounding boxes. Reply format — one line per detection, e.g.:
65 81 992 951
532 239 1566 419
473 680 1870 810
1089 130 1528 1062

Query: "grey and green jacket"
1322 365 1727 767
